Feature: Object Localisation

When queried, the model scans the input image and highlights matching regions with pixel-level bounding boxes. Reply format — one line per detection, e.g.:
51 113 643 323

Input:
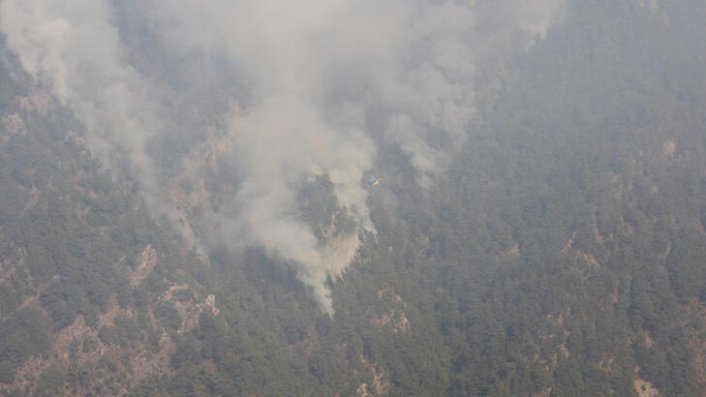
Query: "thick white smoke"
0 0 200 248
0 0 565 315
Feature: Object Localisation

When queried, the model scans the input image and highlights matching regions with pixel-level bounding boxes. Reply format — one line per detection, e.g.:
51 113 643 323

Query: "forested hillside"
1 1 706 396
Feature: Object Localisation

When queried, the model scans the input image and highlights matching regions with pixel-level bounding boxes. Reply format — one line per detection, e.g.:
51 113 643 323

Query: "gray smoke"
0 0 201 248
0 0 565 315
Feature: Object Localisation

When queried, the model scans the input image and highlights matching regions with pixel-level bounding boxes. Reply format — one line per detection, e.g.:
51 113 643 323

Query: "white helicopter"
367 176 383 187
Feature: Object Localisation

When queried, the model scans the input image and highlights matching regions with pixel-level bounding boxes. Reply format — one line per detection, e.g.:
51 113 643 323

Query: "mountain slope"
1 1 706 396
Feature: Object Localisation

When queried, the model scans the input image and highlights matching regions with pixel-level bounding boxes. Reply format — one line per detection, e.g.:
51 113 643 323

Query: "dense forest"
1 1 706 396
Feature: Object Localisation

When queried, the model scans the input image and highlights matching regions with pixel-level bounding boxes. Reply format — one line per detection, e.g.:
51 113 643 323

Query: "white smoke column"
371 0 566 186
0 0 153 179
0 0 199 247
225 95 373 315
143 0 566 314
149 0 379 315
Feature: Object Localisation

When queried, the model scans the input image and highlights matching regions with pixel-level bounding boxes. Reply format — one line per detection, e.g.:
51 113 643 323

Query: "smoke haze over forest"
3 1 706 395
0 0 565 313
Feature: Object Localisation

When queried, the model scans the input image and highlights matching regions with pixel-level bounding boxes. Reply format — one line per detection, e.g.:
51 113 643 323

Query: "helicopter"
367 176 383 187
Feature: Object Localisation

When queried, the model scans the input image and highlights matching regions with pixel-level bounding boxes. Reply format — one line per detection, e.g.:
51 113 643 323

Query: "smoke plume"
0 0 565 315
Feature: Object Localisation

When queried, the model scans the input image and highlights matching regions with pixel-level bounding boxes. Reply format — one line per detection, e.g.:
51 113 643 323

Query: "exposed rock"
496 243 521 261
634 367 661 397
370 288 411 334
561 237 601 269
643 331 655 348
161 284 219 333
98 294 135 329
684 300 706 389
357 383 374 397
1 113 25 136
17 91 51 115
129 244 158 287
578 250 601 268
360 355 389 396
598 356 614 372
532 387 553 397
559 342 570 360
0 247 24 288
8 303 177 396
662 139 677 159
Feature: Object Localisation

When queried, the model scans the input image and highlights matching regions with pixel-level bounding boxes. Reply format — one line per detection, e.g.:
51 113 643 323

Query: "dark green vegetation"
2 1 706 396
